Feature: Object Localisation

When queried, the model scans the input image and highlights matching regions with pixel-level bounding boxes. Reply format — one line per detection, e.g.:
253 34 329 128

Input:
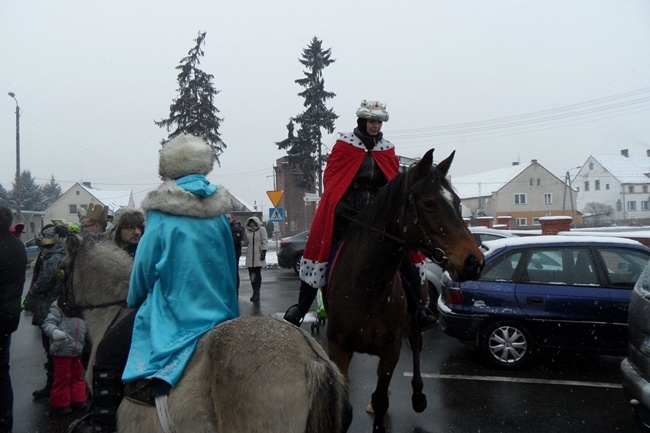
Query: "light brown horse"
62 234 351 433
325 149 484 433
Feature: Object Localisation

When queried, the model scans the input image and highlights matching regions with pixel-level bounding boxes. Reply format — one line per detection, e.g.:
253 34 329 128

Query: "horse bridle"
347 174 450 265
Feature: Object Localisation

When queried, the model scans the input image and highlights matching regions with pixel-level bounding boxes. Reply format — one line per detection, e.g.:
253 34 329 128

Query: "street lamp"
7 92 21 222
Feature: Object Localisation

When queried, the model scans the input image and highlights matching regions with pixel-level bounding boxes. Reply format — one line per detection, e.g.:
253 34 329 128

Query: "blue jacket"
122 177 239 386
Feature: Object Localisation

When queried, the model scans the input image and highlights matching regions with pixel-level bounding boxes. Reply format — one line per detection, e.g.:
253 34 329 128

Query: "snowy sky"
2 0 649 214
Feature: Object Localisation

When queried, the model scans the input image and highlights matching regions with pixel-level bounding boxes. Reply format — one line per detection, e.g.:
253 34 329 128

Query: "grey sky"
2 0 649 214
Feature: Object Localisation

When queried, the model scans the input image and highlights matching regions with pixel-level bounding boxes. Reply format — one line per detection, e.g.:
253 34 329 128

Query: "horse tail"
305 355 350 433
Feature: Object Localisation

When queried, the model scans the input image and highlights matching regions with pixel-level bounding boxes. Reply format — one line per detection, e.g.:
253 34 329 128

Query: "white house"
574 149 650 223
452 159 578 228
45 182 134 225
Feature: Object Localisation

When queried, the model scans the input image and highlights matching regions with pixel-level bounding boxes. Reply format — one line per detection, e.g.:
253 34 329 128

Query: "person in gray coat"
42 299 88 416
242 216 268 302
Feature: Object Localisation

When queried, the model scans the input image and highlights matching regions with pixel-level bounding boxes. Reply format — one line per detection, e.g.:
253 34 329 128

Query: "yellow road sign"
267 190 284 207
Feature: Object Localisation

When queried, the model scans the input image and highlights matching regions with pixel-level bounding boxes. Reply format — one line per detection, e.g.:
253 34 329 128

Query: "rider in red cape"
284 100 437 331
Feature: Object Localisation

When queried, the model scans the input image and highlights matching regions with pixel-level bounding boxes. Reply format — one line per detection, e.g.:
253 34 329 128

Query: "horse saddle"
124 378 171 407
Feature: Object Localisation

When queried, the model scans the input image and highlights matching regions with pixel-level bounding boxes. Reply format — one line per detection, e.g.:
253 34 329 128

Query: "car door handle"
527 297 544 305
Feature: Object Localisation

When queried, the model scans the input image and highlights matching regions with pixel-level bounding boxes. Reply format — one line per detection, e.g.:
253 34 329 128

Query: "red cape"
300 134 399 288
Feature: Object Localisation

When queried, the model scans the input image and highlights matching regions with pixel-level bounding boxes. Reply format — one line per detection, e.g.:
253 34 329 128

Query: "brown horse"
325 149 484 433
62 234 351 433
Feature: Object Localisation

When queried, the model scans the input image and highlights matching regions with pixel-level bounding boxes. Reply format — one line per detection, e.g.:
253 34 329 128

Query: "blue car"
438 235 650 369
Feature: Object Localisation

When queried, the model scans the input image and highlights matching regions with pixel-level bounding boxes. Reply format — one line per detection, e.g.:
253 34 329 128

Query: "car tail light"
444 287 464 305
280 241 289 248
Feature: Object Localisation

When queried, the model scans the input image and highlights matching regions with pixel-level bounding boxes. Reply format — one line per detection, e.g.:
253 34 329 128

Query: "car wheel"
293 255 301 275
480 320 533 369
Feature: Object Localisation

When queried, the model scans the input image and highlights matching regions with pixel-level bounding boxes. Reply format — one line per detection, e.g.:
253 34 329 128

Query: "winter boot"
283 282 318 326
401 260 438 332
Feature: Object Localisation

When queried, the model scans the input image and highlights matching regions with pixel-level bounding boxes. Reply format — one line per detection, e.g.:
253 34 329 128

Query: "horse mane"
347 160 445 238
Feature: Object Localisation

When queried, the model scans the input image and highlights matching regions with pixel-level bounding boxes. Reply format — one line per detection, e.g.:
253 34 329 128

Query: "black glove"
335 201 358 221
260 250 267 261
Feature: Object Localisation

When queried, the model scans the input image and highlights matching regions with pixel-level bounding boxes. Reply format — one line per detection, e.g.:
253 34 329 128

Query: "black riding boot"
283 281 319 326
400 260 438 332
67 365 122 433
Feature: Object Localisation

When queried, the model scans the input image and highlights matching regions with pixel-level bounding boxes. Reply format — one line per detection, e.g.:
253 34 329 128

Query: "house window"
617 201 623 212
644 186 649 193
642 201 649 211
69 204 77 214
589 162 594 170
606 184 610 190
544 193 552 204
516 218 527 226
537 178 541 186
629 186 635 193
76 191 80 195
595 180 600 190
584 181 590 191
628 201 637 211
532 217 540 225
514 193 527 204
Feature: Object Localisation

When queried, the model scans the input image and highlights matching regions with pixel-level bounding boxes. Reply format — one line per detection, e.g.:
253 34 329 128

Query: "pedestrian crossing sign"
269 207 284 222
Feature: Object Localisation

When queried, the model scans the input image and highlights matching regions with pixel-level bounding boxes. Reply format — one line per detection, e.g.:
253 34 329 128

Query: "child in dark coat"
42 299 88 416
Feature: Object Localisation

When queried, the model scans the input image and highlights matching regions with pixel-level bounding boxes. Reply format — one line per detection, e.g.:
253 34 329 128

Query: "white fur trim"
142 181 231 219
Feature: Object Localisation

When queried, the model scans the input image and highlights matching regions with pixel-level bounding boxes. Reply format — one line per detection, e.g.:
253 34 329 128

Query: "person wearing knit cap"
9 222 25 239
105 209 145 258
69 134 239 433
283 99 438 332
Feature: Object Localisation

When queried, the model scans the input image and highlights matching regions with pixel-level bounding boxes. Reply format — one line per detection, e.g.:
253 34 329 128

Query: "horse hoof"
365 403 374 414
412 393 427 413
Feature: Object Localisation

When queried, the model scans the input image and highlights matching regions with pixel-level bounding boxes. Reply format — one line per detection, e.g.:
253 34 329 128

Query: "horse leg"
407 329 427 413
327 340 354 431
371 350 400 433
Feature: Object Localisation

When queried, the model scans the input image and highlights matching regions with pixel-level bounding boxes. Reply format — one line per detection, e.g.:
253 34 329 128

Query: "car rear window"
597 247 650 288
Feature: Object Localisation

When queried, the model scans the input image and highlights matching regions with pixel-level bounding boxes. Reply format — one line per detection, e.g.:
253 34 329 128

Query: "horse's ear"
435 151 456 177
413 149 435 180
65 234 81 257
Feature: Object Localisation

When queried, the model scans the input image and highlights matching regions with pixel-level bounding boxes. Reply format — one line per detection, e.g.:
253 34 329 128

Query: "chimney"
512 162 519 166
646 149 650 158
82 181 92 188
621 149 629 158
531 159 538 164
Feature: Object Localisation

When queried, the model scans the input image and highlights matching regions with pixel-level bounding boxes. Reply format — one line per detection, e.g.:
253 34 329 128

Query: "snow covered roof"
80 184 132 213
451 163 530 199
592 154 650 184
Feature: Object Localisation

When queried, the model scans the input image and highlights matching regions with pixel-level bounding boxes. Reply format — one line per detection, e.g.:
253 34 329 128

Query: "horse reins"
346 174 450 265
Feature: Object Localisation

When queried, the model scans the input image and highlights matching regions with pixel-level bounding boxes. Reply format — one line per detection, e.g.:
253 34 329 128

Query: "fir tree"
155 31 226 163
0 184 9 207
8 170 44 211
276 37 337 193
41 175 63 210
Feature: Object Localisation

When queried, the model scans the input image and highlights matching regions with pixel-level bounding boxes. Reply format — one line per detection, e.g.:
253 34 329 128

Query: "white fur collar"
142 180 231 219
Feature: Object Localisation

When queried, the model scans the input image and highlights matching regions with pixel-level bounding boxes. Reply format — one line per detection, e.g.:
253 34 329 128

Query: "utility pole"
8 92 21 222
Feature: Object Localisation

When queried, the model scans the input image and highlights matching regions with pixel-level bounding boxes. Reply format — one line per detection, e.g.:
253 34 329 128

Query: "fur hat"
159 134 214 180
356 100 389 122
113 209 145 230
86 203 109 222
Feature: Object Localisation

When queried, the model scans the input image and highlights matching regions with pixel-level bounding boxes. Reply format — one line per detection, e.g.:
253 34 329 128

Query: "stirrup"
283 304 304 326
415 308 438 332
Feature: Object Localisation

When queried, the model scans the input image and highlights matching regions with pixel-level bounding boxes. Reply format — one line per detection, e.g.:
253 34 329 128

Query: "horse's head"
404 149 484 282
60 232 132 315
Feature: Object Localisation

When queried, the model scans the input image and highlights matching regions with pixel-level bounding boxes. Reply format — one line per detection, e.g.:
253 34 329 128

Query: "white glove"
52 329 67 341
